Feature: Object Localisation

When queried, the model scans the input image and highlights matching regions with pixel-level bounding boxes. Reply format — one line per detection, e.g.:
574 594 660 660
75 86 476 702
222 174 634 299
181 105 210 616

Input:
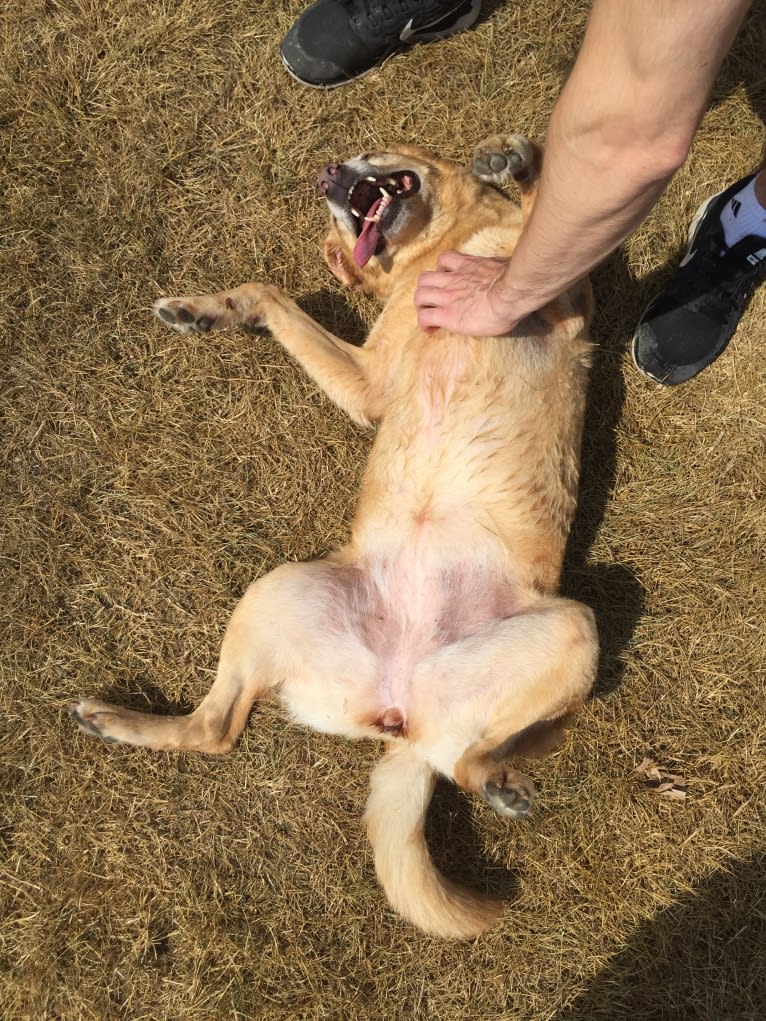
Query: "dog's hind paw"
472 134 537 186
482 769 536 819
70 699 122 744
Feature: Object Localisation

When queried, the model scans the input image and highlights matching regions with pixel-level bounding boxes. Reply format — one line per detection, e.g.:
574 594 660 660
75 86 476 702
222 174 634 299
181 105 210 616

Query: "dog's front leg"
471 133 541 220
155 283 379 426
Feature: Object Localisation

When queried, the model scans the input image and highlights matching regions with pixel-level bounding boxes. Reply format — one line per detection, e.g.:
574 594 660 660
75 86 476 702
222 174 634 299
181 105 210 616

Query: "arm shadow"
556 852 766 1020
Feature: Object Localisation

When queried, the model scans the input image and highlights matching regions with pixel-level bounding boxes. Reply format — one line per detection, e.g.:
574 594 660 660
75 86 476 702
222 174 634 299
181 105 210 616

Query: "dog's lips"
348 170 420 267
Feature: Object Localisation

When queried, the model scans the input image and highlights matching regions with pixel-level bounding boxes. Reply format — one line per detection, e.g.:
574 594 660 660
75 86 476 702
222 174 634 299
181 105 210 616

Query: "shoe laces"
665 229 764 316
343 0 428 31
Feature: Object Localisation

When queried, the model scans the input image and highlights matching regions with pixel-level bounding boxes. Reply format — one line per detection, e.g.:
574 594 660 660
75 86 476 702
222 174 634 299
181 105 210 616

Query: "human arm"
414 0 753 335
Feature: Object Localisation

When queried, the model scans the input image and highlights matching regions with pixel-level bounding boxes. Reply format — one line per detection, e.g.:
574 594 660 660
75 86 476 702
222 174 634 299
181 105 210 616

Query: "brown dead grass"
1 1 765 1018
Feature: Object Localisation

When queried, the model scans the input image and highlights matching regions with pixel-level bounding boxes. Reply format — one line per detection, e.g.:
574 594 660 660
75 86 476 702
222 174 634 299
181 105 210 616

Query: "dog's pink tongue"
353 198 382 267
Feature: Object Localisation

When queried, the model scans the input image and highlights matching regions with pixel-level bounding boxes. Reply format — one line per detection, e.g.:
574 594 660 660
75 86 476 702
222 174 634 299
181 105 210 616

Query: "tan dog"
72 135 598 939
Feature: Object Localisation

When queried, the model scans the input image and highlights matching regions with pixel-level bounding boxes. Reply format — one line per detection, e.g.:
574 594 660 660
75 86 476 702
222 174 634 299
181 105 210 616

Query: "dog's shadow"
426 778 521 902
298 291 369 347
559 248 661 701
96 680 195 719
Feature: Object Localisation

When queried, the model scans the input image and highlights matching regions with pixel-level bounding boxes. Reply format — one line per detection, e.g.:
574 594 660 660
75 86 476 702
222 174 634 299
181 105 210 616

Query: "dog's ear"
324 233 361 288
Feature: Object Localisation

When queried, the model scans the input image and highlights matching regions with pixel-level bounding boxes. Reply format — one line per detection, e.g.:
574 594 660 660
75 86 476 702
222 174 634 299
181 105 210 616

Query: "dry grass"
2 1 765 1018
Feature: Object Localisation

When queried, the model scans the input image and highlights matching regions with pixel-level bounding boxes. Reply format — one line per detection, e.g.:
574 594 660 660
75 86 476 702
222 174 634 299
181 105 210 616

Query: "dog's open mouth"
348 171 420 267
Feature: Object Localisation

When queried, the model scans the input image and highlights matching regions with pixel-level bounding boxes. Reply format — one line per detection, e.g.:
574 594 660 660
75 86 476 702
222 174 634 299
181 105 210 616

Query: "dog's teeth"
351 208 360 218
365 176 377 182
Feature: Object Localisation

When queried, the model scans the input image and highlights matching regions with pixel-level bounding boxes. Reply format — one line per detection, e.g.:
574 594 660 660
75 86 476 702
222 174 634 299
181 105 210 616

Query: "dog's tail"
364 744 504 939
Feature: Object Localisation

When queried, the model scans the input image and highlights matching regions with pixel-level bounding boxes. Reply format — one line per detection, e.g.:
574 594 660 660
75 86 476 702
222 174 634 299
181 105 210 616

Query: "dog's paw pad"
482 775 535 819
153 299 217 334
156 305 177 325
473 151 519 179
472 134 535 185
175 306 196 325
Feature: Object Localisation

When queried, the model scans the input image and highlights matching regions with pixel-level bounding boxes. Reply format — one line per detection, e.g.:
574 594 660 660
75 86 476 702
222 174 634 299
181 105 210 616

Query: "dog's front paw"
472 134 536 186
154 285 270 334
154 294 231 334
482 768 536 819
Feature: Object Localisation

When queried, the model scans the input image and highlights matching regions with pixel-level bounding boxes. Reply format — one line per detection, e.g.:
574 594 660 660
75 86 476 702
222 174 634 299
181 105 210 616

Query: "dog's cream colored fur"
72 135 599 939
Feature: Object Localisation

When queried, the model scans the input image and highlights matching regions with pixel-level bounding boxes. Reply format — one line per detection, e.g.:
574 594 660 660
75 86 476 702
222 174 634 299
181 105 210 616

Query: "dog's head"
318 145 469 295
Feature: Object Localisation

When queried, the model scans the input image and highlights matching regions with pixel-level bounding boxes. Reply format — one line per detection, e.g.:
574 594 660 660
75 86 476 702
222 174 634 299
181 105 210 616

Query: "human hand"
414 250 521 336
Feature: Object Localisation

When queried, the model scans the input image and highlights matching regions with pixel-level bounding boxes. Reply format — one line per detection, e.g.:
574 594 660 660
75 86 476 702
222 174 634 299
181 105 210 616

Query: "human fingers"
434 249 474 272
414 277 449 311
417 303 452 331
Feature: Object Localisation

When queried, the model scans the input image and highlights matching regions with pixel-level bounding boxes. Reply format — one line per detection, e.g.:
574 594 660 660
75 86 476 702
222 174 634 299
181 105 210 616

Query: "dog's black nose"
318 163 340 194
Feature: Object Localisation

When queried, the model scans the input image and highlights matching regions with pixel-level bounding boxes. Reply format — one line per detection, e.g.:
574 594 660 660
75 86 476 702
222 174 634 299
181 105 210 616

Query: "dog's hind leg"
71 562 334 753
458 598 597 817
154 283 380 425
418 596 598 818
471 133 542 218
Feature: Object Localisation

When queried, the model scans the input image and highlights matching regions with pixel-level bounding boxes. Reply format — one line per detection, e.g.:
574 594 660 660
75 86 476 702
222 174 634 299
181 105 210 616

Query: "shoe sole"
280 50 388 89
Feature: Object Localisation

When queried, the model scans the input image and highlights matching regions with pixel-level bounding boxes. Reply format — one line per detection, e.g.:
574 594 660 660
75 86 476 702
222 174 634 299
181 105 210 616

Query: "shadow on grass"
558 852 766 1020
426 778 521 901
298 290 369 347
98 680 194 719
560 248 656 701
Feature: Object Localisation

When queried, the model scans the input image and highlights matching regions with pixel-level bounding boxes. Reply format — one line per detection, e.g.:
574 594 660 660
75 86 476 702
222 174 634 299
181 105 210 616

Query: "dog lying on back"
72 134 599 939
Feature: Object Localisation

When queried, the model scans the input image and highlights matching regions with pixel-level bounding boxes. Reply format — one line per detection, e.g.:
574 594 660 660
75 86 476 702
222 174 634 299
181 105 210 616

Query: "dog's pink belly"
323 557 516 736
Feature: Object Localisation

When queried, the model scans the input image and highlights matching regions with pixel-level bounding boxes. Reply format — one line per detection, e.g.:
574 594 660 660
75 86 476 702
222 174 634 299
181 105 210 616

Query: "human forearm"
493 132 672 324
415 0 753 335
495 0 753 321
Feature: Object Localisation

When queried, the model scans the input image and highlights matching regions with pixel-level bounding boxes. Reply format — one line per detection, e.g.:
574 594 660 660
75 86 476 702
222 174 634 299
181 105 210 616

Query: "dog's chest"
362 342 517 536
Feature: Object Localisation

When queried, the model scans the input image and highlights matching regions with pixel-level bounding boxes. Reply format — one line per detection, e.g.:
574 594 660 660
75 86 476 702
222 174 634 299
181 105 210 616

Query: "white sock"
720 175 766 247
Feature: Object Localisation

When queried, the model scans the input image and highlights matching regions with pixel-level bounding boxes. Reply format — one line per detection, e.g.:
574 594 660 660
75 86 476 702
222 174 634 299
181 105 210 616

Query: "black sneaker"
280 0 481 88
632 173 766 385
